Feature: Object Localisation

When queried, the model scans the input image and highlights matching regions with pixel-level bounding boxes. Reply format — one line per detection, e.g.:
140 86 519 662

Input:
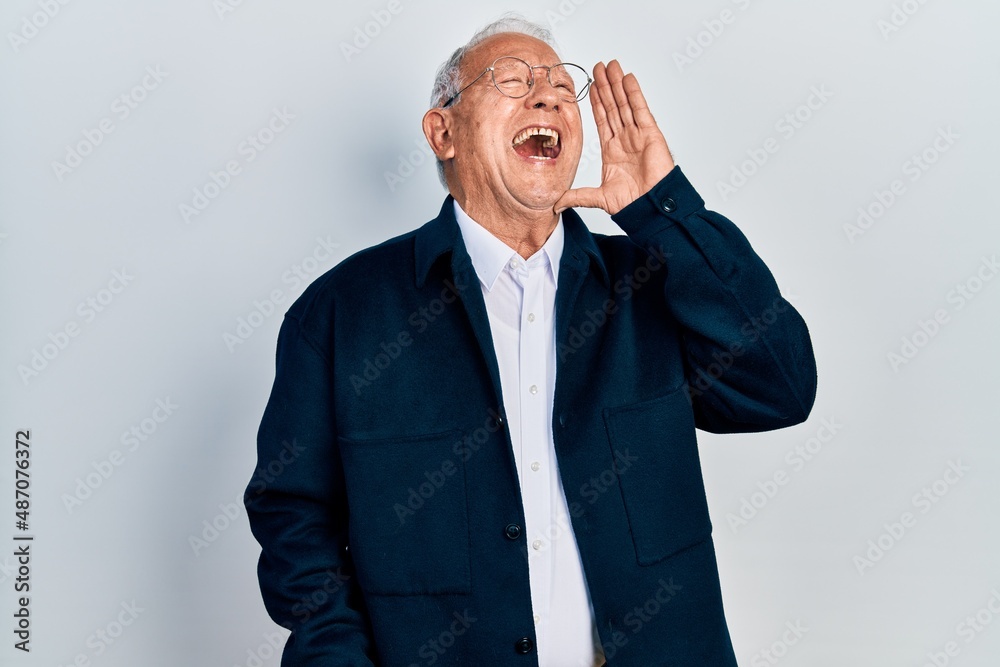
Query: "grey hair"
428 13 560 189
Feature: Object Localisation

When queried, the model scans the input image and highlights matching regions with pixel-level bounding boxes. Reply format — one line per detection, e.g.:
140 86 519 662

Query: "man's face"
440 33 584 213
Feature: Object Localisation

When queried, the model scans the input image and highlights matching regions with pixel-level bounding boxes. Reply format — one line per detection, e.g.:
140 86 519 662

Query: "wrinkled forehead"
462 32 562 75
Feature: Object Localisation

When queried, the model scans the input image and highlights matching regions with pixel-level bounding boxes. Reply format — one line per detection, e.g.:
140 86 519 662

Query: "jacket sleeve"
244 312 378 665
610 165 818 433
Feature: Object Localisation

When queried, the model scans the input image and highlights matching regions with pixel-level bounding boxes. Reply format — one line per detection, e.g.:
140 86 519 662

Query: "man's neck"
454 195 560 261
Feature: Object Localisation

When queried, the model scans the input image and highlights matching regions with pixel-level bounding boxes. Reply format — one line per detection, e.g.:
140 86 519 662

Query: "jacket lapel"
412 195 612 446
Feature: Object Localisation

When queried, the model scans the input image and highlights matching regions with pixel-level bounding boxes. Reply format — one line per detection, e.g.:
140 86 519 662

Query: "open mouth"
512 126 562 161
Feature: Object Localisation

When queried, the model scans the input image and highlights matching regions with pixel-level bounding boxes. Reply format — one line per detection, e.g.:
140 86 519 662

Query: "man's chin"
510 188 569 214
508 175 577 213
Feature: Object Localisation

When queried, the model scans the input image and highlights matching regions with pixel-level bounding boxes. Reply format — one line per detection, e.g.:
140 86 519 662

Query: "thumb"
554 187 604 215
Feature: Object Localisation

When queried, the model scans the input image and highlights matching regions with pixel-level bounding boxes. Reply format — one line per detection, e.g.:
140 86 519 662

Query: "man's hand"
554 60 676 216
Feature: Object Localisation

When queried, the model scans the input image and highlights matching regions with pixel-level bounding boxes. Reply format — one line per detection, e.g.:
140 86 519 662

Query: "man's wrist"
611 165 705 248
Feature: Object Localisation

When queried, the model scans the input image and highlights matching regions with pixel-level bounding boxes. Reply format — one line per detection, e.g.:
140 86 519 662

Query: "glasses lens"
551 64 591 101
492 57 532 98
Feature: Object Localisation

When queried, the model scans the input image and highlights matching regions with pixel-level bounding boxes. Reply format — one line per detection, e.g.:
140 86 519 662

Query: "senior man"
245 15 817 667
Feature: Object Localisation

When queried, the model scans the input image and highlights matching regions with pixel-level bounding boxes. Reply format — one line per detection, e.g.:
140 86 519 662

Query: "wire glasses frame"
440 56 593 108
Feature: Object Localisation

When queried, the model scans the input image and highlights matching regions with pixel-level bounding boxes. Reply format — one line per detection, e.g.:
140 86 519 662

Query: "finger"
592 61 622 132
554 187 604 214
622 73 657 129
606 60 635 128
588 78 613 145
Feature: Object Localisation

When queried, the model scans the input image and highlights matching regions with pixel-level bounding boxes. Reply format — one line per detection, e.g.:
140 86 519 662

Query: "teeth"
512 127 560 148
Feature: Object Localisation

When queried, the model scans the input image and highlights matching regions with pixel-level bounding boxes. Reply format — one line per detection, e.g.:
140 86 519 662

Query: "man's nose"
524 72 561 109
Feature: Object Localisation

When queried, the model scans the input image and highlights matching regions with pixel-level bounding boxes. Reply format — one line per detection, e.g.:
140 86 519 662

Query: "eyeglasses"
440 56 593 108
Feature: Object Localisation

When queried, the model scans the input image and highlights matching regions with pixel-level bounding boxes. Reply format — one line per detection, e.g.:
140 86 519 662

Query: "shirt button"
509 259 518 269
531 539 542 550
504 523 522 540
530 461 540 472
527 312 535 322
533 614 540 624
529 384 538 395
514 637 534 654
661 197 677 213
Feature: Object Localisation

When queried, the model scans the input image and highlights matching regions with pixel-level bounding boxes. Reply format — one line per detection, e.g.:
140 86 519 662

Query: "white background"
2 1 998 665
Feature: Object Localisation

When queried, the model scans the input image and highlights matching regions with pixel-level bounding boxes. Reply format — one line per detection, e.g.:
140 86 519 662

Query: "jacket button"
504 523 522 540
558 413 566 427
661 197 677 213
514 637 534 654
494 413 505 429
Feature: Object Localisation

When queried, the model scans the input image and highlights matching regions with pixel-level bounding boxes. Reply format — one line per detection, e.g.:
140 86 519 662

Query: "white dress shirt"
454 200 606 667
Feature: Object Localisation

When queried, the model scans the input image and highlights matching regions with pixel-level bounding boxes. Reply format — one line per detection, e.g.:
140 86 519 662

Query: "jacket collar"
452 198 564 293
414 194 609 290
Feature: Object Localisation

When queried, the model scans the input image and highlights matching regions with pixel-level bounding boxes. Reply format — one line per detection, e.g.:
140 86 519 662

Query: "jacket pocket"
603 386 713 566
337 429 471 596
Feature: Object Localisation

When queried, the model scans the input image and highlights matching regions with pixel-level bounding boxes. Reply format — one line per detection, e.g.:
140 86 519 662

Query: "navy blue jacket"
244 165 817 666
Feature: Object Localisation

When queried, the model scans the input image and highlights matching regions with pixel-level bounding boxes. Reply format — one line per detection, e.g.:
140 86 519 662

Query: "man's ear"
422 108 456 162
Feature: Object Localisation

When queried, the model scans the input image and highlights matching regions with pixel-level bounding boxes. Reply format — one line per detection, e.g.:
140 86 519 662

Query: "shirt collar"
413 194 609 290
452 199 564 292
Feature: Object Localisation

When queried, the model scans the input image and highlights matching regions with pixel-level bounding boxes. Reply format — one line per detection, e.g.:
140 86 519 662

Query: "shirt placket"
508 254 554 643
